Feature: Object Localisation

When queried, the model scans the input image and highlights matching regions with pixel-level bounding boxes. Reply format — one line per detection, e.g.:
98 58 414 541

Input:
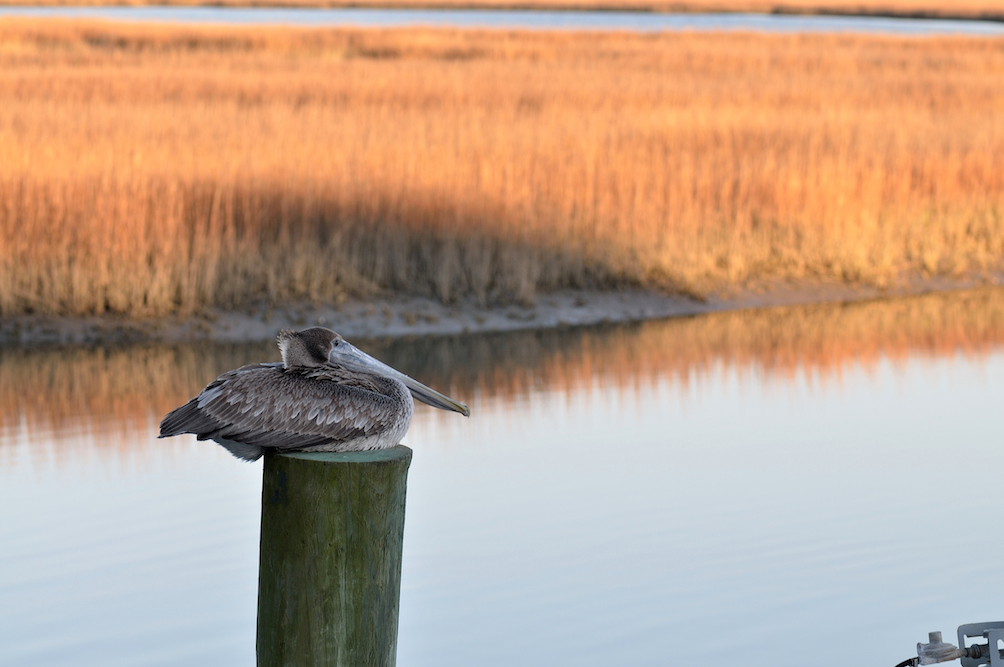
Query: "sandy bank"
4 275 1002 346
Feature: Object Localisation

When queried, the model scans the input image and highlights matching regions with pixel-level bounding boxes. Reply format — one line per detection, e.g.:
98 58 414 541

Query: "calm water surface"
1 290 1003 666
1 5 1004 34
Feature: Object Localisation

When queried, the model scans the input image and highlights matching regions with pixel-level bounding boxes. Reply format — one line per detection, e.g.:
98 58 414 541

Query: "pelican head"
278 327 470 417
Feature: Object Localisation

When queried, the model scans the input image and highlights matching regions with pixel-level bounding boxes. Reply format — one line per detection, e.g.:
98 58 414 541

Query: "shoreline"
1 2 1002 24
5 277 1002 346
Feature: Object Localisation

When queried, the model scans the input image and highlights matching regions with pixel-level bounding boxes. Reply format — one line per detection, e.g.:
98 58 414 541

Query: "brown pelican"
159 327 469 461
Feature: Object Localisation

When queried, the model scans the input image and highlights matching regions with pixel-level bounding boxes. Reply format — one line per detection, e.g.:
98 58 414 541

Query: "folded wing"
159 363 400 452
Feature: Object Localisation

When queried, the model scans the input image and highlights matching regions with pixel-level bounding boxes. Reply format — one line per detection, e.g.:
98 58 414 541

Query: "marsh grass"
2 21 1004 316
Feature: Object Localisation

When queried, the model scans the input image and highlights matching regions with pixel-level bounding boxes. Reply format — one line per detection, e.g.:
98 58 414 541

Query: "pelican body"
159 327 469 461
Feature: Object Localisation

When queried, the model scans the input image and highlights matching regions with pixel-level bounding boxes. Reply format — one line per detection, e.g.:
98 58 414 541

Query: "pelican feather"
159 327 469 461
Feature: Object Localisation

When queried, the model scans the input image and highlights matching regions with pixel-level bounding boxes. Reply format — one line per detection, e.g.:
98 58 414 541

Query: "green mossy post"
257 445 413 667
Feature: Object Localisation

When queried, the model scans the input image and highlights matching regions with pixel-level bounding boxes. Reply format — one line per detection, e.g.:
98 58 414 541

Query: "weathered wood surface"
257 445 413 667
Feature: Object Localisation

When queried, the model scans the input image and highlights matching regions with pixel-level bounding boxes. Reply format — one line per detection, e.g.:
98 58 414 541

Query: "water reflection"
4 288 1004 455
2 6 1004 36
1 288 1003 667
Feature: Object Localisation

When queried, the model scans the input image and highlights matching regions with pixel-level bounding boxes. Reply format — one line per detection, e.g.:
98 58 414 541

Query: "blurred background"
1 4 1003 665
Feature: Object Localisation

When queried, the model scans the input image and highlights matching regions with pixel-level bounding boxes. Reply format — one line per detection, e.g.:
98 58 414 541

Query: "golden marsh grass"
2 21 1004 316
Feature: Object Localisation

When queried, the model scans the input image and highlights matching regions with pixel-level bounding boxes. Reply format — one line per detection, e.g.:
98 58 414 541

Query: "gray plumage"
159 327 469 461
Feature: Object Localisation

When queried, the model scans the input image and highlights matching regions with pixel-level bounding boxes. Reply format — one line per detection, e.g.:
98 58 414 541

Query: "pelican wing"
159 363 400 451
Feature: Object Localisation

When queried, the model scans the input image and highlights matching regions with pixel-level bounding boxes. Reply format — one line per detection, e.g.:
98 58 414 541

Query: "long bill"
329 342 471 417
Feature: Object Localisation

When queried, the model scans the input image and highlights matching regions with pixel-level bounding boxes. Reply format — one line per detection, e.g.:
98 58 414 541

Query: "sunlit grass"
2 21 1004 316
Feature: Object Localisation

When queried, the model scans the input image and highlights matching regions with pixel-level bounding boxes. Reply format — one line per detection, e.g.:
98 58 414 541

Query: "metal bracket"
958 622 1004 667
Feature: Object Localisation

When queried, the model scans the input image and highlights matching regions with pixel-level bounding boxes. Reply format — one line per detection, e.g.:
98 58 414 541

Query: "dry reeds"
2 21 1004 316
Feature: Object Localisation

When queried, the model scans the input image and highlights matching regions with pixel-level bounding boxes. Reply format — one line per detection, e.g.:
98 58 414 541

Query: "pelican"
159 327 469 461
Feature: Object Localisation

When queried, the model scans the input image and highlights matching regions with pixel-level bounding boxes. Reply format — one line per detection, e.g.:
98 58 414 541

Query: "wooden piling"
257 445 413 667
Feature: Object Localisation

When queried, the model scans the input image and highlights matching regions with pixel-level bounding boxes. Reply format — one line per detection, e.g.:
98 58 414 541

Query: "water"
2 5 1004 35
1 289 1003 666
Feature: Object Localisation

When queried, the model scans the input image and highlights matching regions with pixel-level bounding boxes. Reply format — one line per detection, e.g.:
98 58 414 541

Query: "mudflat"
5 279 1002 346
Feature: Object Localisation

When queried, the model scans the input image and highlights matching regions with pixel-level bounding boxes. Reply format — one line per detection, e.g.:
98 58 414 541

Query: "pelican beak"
401 376 471 417
329 342 471 417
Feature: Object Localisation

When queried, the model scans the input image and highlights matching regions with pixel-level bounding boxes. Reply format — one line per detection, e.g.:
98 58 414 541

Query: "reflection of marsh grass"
0 343 271 442
377 288 1004 398
3 289 1004 454
5 0 1004 20
2 22 1004 316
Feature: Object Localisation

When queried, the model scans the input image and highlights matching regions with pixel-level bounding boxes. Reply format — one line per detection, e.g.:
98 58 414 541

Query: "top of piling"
278 445 412 464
